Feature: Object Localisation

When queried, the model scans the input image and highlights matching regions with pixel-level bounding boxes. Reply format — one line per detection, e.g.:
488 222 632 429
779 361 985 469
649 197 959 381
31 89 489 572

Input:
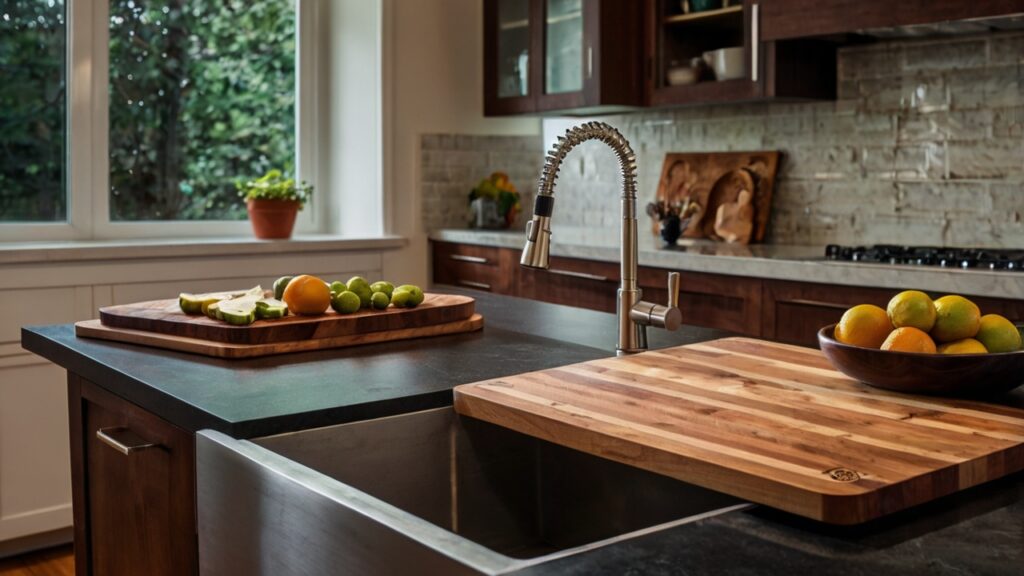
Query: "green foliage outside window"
0 0 296 223
0 0 67 222
109 0 296 220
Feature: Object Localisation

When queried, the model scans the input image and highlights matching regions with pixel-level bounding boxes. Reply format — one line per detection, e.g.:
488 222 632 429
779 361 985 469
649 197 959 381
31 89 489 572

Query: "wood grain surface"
77 314 485 359
98 293 475 345
454 337 1024 525
654 151 779 243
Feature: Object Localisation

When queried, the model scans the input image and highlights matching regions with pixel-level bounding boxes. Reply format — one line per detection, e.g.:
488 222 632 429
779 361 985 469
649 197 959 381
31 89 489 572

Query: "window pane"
0 0 67 222
109 0 296 221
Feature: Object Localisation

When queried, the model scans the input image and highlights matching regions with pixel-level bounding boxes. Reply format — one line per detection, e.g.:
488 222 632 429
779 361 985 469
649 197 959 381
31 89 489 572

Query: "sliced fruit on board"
255 298 289 320
181 286 265 316
219 299 260 326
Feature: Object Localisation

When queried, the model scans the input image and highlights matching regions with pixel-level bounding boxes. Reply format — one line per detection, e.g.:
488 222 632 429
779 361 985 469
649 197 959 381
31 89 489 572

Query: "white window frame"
0 0 321 241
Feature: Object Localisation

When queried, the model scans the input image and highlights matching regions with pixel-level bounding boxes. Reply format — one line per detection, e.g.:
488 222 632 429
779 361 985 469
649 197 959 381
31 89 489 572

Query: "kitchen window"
0 0 320 240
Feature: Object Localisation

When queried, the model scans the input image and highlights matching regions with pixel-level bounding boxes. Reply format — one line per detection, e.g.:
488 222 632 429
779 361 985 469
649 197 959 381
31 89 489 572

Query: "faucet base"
616 289 648 354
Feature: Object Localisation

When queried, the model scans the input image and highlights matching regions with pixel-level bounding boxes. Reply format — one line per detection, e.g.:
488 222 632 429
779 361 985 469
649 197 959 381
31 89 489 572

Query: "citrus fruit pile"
277 275 424 316
178 275 425 325
834 291 1022 355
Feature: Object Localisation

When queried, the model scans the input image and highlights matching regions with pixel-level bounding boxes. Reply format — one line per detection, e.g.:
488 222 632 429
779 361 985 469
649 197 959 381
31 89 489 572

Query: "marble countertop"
431 228 1024 300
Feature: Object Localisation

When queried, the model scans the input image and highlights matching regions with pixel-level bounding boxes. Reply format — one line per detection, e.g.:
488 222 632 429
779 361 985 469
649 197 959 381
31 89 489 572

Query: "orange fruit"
835 304 892 349
282 274 330 315
975 314 1022 353
931 295 981 343
881 327 937 354
937 338 988 355
886 290 936 332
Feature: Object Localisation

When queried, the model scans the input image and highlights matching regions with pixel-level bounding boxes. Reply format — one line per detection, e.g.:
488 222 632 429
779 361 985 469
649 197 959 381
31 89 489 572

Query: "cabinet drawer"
638 268 762 337
432 242 513 293
518 257 619 313
70 377 197 576
763 280 1024 348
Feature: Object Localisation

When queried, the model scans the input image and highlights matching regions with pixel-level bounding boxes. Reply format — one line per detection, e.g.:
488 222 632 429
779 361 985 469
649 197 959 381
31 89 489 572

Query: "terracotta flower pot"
246 199 300 239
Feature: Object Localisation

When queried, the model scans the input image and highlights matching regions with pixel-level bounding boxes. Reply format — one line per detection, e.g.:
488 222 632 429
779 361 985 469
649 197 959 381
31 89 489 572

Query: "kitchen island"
21 290 1024 575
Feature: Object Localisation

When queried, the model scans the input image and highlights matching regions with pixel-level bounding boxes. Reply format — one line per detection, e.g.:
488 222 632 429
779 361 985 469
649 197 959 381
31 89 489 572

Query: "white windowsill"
0 234 408 265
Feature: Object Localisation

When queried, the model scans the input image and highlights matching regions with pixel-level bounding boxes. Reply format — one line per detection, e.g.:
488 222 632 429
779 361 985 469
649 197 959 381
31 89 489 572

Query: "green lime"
273 276 293 300
347 276 370 292
370 281 394 298
396 284 424 306
329 280 347 295
331 291 361 314
391 290 412 308
371 291 390 310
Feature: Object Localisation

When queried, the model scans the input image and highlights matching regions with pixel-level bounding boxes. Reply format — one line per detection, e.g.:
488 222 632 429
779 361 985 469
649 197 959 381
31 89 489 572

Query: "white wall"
381 0 540 284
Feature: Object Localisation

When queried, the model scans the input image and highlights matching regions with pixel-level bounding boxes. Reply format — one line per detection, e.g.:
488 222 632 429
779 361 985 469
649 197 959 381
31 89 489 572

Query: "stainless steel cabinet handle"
457 280 492 291
96 427 159 455
547 269 610 282
751 3 759 83
449 254 489 264
782 299 849 311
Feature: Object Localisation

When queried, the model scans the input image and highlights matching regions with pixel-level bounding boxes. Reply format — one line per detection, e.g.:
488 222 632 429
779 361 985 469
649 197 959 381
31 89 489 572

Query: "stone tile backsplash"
422 31 1023 247
420 134 542 233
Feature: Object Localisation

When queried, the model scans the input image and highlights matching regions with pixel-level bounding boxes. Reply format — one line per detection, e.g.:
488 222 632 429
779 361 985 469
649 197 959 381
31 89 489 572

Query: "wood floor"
0 546 73 576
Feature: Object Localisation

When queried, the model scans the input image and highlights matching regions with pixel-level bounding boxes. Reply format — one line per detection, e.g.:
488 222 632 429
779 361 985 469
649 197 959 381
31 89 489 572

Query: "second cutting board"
100 293 475 345
454 337 1024 525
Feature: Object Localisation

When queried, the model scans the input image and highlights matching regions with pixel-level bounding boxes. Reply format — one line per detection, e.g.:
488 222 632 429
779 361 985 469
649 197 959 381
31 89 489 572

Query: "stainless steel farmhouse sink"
197 408 749 575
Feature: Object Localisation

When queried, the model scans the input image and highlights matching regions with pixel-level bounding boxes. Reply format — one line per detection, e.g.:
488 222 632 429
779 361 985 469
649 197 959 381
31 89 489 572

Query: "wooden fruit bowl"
818 324 1024 397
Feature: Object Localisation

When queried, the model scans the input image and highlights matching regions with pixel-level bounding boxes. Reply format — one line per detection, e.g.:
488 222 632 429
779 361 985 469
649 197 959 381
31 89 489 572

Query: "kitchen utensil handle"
667 272 680 308
96 427 159 455
751 3 759 83
449 254 489 264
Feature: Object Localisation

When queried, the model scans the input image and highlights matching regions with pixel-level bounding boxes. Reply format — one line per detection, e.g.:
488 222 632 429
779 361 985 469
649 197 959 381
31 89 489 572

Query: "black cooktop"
825 245 1024 272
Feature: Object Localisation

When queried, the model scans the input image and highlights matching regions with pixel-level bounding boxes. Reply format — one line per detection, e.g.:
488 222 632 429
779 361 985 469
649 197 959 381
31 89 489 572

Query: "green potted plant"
237 169 313 239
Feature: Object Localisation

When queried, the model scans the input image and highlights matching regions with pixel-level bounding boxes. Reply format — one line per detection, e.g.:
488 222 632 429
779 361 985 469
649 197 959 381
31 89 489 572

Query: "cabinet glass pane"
545 0 582 94
497 0 530 98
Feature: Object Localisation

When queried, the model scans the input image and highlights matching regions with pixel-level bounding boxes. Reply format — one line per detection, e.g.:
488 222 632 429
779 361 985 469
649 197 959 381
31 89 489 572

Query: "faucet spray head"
520 196 553 269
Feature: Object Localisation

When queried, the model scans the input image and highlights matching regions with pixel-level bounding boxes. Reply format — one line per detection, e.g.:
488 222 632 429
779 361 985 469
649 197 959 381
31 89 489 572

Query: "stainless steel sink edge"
501 502 755 573
197 409 755 575
197 429 515 575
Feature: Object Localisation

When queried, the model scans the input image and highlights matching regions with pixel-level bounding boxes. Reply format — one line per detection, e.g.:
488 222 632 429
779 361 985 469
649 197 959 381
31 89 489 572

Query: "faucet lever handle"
667 272 680 309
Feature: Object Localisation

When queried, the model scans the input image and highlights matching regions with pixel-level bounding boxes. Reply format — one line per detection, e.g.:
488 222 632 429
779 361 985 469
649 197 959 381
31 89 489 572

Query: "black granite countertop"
514 471 1024 575
20 288 726 439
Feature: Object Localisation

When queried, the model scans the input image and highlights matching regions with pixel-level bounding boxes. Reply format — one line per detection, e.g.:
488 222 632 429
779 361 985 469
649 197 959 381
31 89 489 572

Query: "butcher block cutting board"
77 293 483 358
98 293 475 345
454 338 1024 525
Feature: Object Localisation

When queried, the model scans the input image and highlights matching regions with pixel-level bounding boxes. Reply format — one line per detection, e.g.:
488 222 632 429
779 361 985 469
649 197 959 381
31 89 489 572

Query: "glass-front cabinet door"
485 0 536 115
544 0 583 95
537 0 587 110
485 0 643 116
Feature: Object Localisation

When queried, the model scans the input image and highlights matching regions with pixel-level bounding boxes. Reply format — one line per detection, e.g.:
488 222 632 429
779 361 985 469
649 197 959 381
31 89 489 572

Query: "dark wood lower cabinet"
68 376 197 576
432 240 1024 348
763 281 1024 347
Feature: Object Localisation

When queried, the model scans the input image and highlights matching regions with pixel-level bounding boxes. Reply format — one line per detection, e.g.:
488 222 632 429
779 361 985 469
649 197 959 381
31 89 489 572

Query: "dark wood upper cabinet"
646 0 836 107
484 0 644 116
760 0 1024 42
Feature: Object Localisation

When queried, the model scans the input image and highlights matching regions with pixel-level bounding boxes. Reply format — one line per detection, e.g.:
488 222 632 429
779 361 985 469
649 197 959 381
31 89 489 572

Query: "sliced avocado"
180 286 264 315
255 298 288 320
218 299 258 326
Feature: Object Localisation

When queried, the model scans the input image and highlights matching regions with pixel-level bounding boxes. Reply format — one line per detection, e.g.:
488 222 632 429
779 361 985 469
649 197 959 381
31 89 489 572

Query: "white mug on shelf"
702 47 745 81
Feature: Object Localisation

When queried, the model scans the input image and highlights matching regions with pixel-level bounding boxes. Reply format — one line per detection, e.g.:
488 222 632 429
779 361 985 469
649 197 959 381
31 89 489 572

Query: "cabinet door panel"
639 268 762 336
485 0 538 115
73 378 196 576
763 280 1024 348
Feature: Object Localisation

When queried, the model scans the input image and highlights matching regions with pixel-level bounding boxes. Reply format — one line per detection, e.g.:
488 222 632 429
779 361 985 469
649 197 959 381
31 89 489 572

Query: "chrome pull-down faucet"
520 121 682 355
